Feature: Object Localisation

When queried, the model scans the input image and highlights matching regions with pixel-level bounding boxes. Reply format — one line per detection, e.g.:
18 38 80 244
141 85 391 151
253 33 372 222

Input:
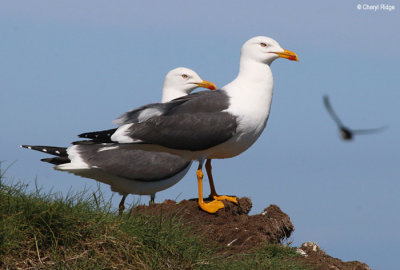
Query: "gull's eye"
181 74 189 79
260 42 268 47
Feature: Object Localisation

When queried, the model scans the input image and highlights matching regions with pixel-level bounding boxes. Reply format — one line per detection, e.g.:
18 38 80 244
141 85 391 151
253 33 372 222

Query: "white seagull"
21 67 217 214
84 36 298 213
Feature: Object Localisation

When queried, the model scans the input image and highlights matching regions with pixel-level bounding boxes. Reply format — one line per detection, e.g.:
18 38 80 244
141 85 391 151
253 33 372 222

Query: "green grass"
204 244 310 270
0 166 311 270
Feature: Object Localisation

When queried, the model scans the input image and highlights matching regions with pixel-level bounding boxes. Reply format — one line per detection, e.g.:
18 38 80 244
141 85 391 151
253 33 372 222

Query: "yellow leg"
197 163 224 213
205 159 238 204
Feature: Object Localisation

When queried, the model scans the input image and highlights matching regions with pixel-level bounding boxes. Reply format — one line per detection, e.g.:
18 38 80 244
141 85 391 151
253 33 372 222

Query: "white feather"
110 123 140 143
56 145 89 170
97 146 119 152
137 108 163 122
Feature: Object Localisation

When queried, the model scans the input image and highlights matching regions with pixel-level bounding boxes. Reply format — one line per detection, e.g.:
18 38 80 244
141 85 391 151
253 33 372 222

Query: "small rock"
296 248 308 257
301 241 320 252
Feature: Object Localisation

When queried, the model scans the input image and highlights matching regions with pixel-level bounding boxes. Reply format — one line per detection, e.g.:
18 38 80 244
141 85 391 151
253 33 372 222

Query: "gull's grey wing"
114 90 224 126
113 98 189 126
77 100 188 142
126 112 238 151
75 144 191 182
115 90 238 151
79 90 227 144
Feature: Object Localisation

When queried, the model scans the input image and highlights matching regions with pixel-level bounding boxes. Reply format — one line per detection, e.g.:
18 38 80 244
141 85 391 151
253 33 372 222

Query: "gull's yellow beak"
274 49 299 62
196 80 218 90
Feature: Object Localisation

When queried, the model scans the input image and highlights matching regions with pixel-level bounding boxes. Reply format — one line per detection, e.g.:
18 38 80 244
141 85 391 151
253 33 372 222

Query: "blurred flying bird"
323 95 387 140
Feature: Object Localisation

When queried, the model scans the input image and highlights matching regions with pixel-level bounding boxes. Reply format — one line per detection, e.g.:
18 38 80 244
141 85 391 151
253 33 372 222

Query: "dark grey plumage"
74 144 191 182
21 143 191 182
127 112 237 150
113 90 238 151
78 90 232 143
113 96 192 125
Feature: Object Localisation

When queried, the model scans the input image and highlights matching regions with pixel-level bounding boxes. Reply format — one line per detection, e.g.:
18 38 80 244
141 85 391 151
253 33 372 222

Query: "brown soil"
133 197 371 270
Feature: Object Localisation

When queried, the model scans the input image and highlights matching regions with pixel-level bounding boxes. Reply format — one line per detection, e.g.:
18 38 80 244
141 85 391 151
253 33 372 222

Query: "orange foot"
198 199 225 214
212 195 238 204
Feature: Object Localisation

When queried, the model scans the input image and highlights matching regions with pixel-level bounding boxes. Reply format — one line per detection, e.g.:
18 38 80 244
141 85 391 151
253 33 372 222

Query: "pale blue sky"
1 1 399 269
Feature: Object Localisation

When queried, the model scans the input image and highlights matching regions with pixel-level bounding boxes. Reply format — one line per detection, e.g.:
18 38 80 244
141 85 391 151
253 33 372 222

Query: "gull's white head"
161 67 217 102
241 36 299 65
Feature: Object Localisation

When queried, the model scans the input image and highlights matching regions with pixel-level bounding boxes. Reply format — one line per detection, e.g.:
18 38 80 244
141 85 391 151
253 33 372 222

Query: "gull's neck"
215 56 275 155
221 56 275 137
238 58 273 81
223 57 274 102
161 88 187 103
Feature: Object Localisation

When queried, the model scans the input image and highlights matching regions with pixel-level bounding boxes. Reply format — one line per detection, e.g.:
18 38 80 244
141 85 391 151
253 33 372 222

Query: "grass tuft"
204 243 310 270
0 167 211 269
0 166 310 269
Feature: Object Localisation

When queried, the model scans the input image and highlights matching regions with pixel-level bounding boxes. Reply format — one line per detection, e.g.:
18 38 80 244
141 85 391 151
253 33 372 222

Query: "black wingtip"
40 158 54 164
78 133 89 138
41 157 70 165
72 140 96 145
20 145 68 156
20 145 31 149
77 128 117 142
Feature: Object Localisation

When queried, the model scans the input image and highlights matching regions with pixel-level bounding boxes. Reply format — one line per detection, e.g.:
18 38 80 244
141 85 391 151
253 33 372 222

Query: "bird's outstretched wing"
352 126 388 135
323 95 344 127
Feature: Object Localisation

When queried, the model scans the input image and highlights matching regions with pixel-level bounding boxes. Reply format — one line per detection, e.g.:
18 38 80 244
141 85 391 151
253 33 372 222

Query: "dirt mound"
298 242 372 270
133 197 293 255
133 197 371 269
